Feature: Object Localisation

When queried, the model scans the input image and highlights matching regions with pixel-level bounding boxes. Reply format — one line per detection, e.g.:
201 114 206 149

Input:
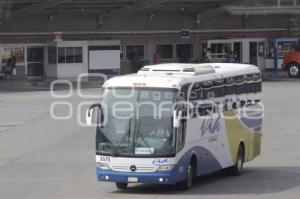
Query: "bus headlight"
157 165 175 171
96 162 110 170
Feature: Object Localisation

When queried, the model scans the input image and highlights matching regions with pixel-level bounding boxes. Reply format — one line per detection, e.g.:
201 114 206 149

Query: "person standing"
5 57 12 80
153 50 161 64
227 51 236 63
234 51 239 63
206 48 212 62
11 56 17 79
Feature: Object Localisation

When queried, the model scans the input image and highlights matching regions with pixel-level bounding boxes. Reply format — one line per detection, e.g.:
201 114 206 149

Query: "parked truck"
282 41 300 78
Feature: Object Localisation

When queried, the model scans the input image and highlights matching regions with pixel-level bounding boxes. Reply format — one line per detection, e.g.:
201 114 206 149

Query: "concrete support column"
242 41 250 64
193 37 202 61
145 39 153 65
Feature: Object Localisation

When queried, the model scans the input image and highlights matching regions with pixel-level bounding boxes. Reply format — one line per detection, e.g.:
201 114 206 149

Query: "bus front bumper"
96 168 180 184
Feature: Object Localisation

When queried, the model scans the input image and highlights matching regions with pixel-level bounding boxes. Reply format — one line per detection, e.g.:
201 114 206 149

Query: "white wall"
56 41 88 79
45 40 121 79
45 64 58 78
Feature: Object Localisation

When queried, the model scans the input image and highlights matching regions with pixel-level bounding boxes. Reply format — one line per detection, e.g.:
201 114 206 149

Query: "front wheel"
115 182 128 189
177 162 195 191
288 64 300 78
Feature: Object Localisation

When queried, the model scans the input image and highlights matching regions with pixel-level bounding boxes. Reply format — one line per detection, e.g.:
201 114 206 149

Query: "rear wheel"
177 161 195 191
115 182 128 189
231 145 245 176
288 64 300 78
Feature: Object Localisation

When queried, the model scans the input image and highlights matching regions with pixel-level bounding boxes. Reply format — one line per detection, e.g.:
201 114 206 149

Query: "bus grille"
110 165 157 172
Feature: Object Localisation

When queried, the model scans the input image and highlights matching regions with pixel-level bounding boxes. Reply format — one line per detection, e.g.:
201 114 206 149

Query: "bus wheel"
288 64 300 78
231 145 244 176
115 182 128 189
177 161 195 190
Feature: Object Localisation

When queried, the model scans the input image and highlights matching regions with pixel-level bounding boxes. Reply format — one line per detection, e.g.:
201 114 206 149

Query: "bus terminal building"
0 0 300 80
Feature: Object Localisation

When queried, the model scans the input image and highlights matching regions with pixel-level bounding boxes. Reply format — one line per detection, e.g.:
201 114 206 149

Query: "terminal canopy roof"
1 0 300 22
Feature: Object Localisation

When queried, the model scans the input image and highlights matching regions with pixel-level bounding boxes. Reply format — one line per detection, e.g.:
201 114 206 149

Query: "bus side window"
180 84 191 101
177 120 186 152
198 103 214 116
234 75 244 95
224 77 234 96
189 82 202 101
242 75 248 94
247 74 254 93
202 81 214 99
213 79 224 98
253 73 262 93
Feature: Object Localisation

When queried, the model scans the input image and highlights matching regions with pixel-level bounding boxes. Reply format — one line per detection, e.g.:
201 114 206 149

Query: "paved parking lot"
0 81 300 199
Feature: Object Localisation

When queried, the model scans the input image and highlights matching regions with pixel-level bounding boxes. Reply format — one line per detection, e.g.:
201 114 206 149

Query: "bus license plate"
128 177 138 183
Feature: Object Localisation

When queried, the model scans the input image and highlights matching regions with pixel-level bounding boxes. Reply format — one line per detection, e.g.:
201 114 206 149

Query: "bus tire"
115 182 128 189
231 145 244 176
288 64 300 78
177 161 195 191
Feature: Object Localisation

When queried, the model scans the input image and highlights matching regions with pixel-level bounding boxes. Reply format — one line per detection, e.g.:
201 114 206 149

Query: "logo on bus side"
200 115 222 137
152 158 168 165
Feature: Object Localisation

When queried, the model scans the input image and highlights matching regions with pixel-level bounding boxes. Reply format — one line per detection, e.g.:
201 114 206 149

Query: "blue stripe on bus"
96 146 222 184
240 116 262 130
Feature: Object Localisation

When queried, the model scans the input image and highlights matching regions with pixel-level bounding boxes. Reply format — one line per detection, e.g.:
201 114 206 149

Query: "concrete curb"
0 80 104 92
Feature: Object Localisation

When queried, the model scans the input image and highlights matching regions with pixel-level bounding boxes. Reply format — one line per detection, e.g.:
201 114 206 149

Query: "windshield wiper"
112 116 132 156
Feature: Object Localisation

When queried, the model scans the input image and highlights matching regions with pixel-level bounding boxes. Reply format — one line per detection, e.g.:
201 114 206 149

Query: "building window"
176 44 193 62
58 47 83 64
74 47 83 63
48 46 57 64
1 47 24 65
126 45 144 60
156 44 174 59
211 43 231 58
58 48 65 63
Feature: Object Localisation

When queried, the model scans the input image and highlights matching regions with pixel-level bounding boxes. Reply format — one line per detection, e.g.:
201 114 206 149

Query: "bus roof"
103 63 260 89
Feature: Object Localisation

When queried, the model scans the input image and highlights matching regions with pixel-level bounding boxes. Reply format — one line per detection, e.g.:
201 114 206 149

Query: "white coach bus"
87 63 263 190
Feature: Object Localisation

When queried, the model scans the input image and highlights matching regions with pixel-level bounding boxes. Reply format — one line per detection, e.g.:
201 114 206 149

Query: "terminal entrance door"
234 42 242 63
249 42 258 66
27 47 44 77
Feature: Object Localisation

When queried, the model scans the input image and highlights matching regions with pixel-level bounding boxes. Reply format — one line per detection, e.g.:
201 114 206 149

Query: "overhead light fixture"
196 13 201 24
98 15 104 25
48 15 53 23
181 7 185 16
148 13 154 20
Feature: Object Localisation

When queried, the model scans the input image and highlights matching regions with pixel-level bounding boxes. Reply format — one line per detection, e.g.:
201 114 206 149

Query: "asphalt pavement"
0 82 300 199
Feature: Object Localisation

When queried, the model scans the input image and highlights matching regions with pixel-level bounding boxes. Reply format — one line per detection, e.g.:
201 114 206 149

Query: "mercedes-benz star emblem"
130 165 137 172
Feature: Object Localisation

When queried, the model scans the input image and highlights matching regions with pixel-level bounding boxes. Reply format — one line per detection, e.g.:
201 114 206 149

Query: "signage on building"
54 32 63 42
181 30 190 39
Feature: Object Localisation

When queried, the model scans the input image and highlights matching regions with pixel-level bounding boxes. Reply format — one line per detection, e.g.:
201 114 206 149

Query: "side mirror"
173 110 182 128
86 104 101 126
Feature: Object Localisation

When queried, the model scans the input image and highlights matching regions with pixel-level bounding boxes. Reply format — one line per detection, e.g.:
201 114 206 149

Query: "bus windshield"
96 88 177 157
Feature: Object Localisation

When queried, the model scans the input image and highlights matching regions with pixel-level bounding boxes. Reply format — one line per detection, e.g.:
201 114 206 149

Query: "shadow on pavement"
112 167 300 195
